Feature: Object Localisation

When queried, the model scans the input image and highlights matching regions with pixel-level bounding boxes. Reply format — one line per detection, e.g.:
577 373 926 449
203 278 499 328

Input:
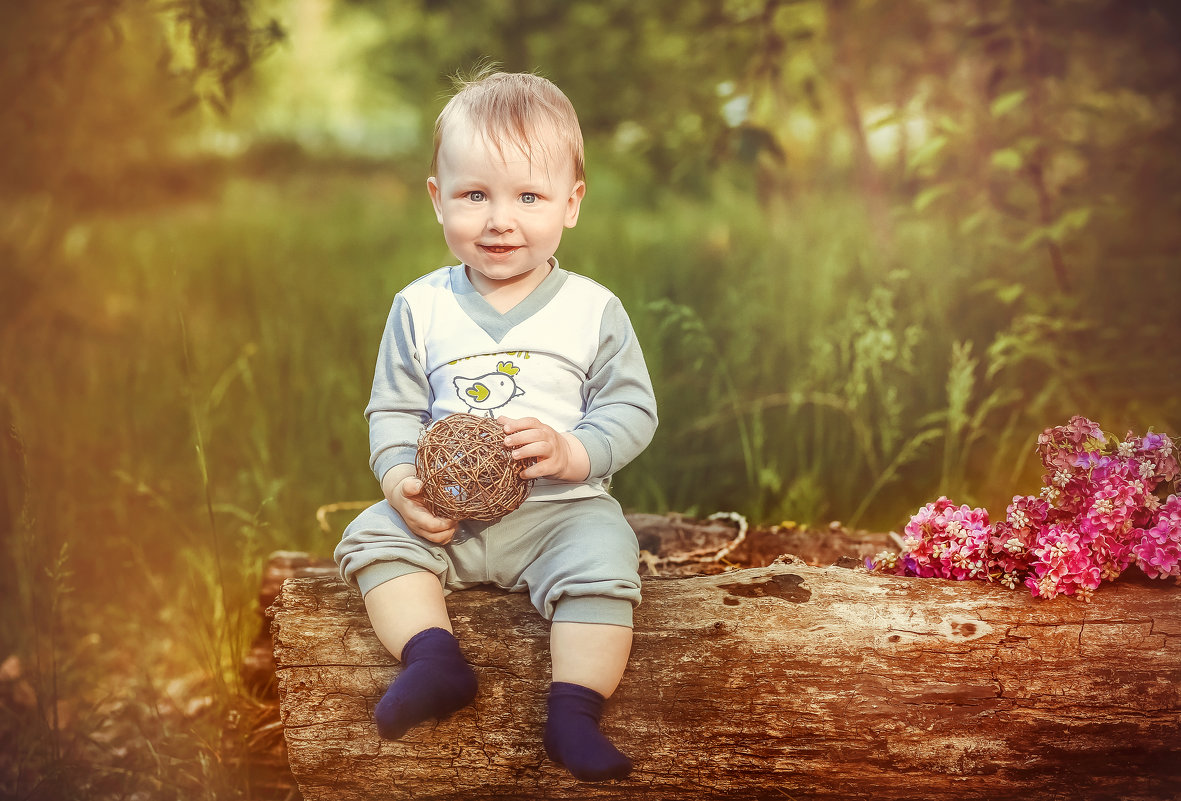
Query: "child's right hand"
382 464 458 543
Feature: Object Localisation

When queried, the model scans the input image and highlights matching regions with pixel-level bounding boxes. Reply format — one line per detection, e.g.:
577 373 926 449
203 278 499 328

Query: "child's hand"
498 416 590 482
381 464 458 543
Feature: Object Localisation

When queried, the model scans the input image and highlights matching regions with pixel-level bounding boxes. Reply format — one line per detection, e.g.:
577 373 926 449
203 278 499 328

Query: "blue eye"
521 193 537 204
468 191 486 202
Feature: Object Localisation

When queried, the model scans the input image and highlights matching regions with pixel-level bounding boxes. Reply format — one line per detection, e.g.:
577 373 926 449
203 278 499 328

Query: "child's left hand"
498 416 590 482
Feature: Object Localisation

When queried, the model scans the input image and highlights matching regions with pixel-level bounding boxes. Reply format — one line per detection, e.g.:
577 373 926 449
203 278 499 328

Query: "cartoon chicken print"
453 361 525 417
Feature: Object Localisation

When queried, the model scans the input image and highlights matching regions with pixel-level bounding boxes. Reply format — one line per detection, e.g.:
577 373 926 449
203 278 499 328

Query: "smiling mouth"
480 245 521 254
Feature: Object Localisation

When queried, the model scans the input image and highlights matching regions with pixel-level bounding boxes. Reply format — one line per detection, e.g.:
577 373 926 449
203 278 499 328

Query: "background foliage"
2 0 1180 797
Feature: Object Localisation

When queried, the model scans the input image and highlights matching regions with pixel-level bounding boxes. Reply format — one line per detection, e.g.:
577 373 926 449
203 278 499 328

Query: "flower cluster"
894 498 992 581
869 416 1181 601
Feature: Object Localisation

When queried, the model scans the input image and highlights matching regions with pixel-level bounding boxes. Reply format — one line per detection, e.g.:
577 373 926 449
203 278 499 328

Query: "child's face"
427 118 585 293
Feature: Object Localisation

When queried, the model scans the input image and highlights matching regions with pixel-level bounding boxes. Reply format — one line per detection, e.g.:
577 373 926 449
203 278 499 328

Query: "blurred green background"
2 0 1180 798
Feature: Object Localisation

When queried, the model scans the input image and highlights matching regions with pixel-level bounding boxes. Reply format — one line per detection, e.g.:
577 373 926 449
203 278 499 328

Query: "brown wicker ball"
415 413 534 521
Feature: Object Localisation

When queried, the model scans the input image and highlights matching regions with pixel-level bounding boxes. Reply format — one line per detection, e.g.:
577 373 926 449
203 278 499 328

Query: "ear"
563 180 586 228
427 177 444 224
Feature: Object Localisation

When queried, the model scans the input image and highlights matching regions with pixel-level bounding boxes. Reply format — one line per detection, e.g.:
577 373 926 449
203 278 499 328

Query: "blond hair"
431 69 586 183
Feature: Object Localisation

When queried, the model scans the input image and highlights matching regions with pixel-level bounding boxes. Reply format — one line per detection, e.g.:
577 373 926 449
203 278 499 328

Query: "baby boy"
334 70 658 782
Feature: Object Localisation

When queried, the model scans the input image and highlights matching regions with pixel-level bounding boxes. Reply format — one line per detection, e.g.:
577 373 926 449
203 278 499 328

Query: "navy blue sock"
544 681 633 782
374 627 477 740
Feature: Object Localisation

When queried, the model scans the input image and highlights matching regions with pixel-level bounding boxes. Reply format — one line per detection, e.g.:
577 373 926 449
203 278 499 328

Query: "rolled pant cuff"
551 595 635 627
356 561 437 598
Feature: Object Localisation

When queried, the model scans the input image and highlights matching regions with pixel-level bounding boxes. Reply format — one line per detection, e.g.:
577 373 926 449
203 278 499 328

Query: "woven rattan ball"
415 413 534 521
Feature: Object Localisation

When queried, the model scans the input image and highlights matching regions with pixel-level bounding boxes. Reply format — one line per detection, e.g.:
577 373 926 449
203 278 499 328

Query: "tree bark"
270 556 1181 801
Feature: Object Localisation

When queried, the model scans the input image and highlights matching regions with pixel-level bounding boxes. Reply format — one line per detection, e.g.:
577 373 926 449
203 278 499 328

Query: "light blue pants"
335 494 641 627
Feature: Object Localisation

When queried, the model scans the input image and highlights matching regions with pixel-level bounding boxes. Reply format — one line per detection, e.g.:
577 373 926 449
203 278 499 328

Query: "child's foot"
374 627 477 739
544 682 632 781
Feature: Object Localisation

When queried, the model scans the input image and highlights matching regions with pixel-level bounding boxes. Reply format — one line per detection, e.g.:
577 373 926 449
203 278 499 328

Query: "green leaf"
907 135 948 172
935 114 964 134
1017 226 1049 253
1049 207 1093 242
959 209 990 235
990 148 1022 171
758 466 783 493
995 283 1024 304
914 184 953 212
990 90 1027 118
867 111 903 131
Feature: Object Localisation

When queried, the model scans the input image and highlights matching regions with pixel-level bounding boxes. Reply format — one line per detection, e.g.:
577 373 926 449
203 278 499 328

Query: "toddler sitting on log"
334 68 658 783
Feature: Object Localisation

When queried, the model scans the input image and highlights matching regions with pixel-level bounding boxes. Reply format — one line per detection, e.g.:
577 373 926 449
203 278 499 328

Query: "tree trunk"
270 555 1181 801
826 0 892 249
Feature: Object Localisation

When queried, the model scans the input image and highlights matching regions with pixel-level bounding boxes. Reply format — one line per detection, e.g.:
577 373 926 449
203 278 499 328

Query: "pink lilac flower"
987 495 1051 585
1077 461 1147 538
892 497 991 581
1037 416 1106 477
1029 458 1147 592
870 418 1181 601
1070 451 1118 472
1025 521 1104 601
1050 472 1093 517
1129 431 1180 488
1133 494 1181 581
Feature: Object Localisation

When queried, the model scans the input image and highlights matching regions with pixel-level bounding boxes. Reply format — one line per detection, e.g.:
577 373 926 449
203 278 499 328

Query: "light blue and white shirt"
365 262 658 502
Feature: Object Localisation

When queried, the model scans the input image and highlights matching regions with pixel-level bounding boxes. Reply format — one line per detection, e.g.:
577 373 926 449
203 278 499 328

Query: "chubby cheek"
441 229 474 262
443 206 488 237
437 218 475 250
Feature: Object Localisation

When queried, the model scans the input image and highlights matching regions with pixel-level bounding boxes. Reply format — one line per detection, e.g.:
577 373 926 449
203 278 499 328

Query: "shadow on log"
270 548 1181 801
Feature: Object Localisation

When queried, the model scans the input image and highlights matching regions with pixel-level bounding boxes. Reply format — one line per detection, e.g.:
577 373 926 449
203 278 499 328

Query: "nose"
487 200 515 234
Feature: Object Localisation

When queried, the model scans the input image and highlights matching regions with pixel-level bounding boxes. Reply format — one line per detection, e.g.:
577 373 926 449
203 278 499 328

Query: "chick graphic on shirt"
453 361 524 417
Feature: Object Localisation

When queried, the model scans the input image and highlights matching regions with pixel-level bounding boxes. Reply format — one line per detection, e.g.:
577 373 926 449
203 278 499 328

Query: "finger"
436 518 459 537
419 526 456 545
411 515 456 539
518 456 553 480
412 508 457 533
504 428 547 450
500 416 542 434
401 477 424 497
509 441 551 462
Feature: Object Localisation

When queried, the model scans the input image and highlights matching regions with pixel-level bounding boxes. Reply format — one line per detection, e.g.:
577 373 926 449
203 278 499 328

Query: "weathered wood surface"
243 550 338 696
271 554 1181 801
242 516 889 799
246 516 884 692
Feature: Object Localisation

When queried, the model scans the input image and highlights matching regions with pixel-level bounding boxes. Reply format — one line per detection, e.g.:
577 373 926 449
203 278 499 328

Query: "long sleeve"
570 297 659 480
365 294 431 485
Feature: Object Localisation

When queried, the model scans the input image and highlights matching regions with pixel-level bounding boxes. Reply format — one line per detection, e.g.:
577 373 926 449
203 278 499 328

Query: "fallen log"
270 555 1181 801
242 515 890 800
246 516 886 693
243 550 338 697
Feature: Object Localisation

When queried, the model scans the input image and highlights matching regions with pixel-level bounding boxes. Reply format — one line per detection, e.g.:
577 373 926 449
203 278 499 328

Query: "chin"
472 263 544 282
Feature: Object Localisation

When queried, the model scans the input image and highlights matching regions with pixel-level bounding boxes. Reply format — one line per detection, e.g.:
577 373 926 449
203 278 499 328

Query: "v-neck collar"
450 260 569 343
